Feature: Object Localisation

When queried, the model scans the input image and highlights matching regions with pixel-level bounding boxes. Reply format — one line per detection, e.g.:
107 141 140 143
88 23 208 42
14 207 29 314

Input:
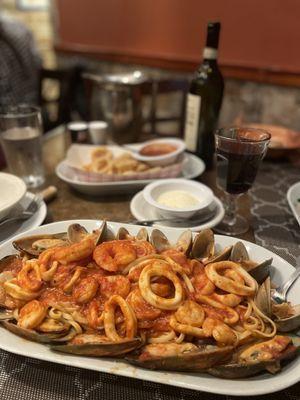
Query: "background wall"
55 0 299 74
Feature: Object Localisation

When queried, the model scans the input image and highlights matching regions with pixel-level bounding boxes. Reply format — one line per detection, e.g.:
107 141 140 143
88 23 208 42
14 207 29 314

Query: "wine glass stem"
224 193 238 227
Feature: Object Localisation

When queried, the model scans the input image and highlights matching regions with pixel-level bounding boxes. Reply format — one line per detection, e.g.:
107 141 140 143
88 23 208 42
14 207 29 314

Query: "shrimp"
93 240 136 272
72 276 99 304
161 249 192 275
99 275 131 299
17 260 43 292
127 288 161 321
86 298 104 330
18 300 47 329
202 317 237 345
192 269 215 296
132 240 155 257
54 238 95 265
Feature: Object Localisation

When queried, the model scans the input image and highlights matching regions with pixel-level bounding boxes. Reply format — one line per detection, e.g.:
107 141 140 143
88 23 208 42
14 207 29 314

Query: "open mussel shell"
96 220 115 244
0 255 22 273
175 230 193 254
116 227 130 240
51 337 142 357
208 345 297 379
248 258 273 284
0 309 15 321
1 321 69 344
191 229 215 260
13 233 68 256
276 305 300 332
67 224 88 243
204 246 233 265
136 228 148 241
230 241 249 263
255 276 272 317
126 344 233 372
151 229 171 253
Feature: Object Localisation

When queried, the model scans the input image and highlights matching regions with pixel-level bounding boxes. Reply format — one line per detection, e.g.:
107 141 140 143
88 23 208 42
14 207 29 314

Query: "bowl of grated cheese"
143 178 214 219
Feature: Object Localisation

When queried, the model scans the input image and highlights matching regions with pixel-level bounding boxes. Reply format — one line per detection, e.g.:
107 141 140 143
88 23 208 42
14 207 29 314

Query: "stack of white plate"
130 178 224 231
0 172 47 243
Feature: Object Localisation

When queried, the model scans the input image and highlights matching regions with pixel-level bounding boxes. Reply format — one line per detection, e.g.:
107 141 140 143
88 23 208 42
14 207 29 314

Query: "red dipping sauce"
139 142 178 157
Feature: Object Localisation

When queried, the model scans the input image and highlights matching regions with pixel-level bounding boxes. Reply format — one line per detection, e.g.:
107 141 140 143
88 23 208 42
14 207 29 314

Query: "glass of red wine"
215 127 271 235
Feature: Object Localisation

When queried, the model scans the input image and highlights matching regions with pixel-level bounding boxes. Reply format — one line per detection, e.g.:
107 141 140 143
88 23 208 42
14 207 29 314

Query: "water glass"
0 105 45 188
215 126 271 235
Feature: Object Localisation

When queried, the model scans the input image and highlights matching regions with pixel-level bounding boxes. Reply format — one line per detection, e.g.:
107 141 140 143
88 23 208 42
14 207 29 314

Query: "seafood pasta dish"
0 223 299 379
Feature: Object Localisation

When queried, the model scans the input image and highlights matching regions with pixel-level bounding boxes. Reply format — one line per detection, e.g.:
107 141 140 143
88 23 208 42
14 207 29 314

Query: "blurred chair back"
147 78 189 137
39 66 86 132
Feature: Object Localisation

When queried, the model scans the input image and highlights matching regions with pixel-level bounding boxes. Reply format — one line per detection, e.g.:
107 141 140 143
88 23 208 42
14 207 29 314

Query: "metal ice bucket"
83 71 148 144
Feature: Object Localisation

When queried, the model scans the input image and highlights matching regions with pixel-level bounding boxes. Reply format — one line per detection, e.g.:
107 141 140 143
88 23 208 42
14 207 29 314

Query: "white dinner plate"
56 153 205 195
287 181 300 227
0 219 298 396
130 191 224 231
0 192 47 244
0 172 26 220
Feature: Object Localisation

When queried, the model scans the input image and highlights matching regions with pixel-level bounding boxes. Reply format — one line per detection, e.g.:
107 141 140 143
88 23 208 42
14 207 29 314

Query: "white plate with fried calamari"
56 145 205 195
0 220 299 396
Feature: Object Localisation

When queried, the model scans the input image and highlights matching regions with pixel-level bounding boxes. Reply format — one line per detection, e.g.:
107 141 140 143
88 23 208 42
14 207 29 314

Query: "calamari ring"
104 295 137 341
4 279 40 301
18 300 47 329
139 262 184 310
91 157 112 173
169 315 207 338
210 292 242 307
195 294 239 325
40 261 58 282
91 147 113 162
63 266 84 293
147 331 176 344
205 261 257 296
17 260 42 292
54 238 95 265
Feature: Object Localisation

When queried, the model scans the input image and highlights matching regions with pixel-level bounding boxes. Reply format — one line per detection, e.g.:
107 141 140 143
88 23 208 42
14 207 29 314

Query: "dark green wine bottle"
184 22 224 170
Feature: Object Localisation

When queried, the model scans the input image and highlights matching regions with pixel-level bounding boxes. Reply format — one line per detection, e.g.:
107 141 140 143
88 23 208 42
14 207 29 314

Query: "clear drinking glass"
215 127 271 235
0 105 45 188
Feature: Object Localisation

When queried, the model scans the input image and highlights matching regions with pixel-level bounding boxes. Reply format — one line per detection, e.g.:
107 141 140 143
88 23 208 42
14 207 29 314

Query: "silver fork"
0 194 42 228
272 256 300 303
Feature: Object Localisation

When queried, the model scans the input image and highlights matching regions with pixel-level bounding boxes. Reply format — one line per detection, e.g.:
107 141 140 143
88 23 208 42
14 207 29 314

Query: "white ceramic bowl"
132 138 185 166
0 172 26 220
143 178 214 219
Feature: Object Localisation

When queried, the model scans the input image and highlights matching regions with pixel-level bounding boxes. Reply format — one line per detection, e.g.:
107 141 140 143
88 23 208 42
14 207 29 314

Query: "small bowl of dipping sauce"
132 138 185 166
143 178 214 219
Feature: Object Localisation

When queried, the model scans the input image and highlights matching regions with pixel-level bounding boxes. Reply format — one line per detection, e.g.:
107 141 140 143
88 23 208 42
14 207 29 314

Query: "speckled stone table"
0 127 299 400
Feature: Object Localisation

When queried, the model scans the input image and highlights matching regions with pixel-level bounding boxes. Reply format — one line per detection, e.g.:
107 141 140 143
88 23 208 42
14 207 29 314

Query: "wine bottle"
184 22 224 169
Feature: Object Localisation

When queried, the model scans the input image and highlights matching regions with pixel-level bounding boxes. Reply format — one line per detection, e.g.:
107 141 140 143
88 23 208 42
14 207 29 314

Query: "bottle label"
203 47 218 60
184 93 201 152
